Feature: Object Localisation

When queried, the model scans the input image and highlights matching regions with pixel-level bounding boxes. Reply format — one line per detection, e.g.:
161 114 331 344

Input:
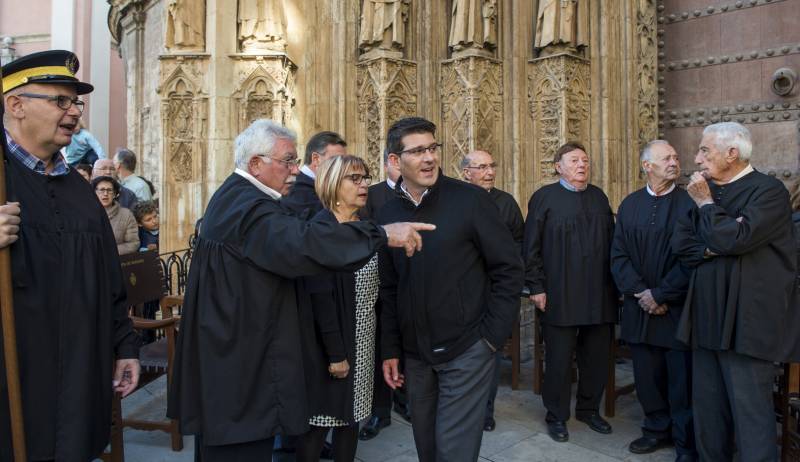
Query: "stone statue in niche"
534 0 589 55
165 0 205 50
358 0 410 57
238 0 287 52
448 0 497 55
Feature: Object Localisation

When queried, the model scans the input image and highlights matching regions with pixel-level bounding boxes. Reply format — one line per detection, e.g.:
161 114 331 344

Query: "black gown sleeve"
610 200 648 296
523 193 547 294
103 214 140 360
672 210 708 268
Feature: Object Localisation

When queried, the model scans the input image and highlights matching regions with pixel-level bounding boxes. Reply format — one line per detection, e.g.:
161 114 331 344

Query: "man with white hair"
168 119 435 462
611 140 697 460
673 122 799 461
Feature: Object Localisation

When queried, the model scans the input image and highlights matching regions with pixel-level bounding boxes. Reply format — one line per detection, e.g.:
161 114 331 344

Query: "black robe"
0 154 138 461
523 182 618 326
610 186 695 349
168 173 387 446
281 171 322 219
672 170 800 362
489 187 524 254
361 180 395 220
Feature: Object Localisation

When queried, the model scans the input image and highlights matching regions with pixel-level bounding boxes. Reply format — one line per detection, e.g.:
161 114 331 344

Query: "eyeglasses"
258 155 301 168
465 163 497 172
95 188 115 195
18 93 85 113
344 173 373 185
399 143 442 157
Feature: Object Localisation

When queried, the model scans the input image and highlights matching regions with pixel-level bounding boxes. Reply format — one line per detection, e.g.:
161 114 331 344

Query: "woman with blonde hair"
297 155 379 462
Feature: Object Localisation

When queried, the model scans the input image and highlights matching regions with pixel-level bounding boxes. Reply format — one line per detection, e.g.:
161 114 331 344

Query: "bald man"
461 150 524 431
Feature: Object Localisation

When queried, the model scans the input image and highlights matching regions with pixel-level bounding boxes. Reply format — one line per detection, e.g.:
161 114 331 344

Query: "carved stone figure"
534 0 589 53
448 0 497 55
238 0 287 52
165 0 205 50
358 0 410 56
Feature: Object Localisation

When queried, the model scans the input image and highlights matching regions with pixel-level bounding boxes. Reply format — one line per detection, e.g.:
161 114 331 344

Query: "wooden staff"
0 67 27 461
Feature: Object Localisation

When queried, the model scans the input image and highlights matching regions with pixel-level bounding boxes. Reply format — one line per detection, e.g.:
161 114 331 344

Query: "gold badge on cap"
65 55 78 75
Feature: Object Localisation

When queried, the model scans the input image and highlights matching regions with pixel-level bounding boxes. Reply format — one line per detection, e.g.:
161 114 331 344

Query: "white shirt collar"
727 163 754 184
386 177 396 190
234 168 282 200
400 182 429 207
646 182 676 197
300 164 316 179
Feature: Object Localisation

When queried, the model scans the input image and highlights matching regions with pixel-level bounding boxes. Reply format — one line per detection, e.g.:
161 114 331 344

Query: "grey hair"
459 152 474 170
703 122 752 161
234 119 297 170
640 139 671 163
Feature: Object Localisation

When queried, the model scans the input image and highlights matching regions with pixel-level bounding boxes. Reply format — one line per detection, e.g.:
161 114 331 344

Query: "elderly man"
168 119 434 462
114 148 152 201
378 117 523 462
523 142 617 442
611 140 697 461
93 158 139 209
673 122 799 461
461 149 523 432
0 50 140 461
282 130 347 218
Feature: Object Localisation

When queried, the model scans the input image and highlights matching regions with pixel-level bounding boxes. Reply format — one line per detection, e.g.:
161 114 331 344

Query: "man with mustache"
0 50 140 461
672 122 799 461
611 140 697 461
523 142 617 442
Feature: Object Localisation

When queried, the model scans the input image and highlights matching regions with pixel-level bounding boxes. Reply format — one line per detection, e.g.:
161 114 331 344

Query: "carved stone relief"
440 56 504 179
238 0 287 52
358 0 410 60
231 56 297 135
448 0 497 58
635 0 658 150
356 58 417 178
527 54 590 188
535 0 589 56
165 0 205 51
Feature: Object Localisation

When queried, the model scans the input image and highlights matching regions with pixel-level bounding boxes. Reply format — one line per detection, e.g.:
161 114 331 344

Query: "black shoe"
628 436 672 454
547 420 569 442
393 403 412 423
575 413 613 434
320 441 334 460
358 415 391 441
483 417 496 432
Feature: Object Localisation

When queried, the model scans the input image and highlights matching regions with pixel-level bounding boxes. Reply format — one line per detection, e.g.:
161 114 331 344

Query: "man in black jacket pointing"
377 117 523 462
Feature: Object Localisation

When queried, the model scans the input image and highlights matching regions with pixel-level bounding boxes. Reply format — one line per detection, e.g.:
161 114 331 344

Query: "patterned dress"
309 253 380 427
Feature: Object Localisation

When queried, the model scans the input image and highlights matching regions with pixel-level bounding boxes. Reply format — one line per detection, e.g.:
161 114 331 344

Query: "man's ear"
641 160 650 174
310 152 321 168
725 147 740 163
3 94 25 119
388 153 401 169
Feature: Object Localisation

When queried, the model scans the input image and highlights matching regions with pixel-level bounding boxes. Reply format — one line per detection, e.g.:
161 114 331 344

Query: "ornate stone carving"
635 0 658 150
448 0 498 58
440 56 504 179
231 56 297 134
165 0 205 51
356 58 417 177
358 0 410 60
158 58 208 183
238 0 287 52
535 0 589 56
527 54 590 187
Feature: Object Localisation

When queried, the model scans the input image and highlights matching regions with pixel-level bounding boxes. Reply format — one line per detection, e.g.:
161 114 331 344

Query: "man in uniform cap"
0 50 140 461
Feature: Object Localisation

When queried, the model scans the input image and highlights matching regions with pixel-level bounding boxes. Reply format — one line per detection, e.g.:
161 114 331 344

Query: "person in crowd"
359 148 411 442
64 118 104 166
610 140 697 461
460 149 524 432
282 130 347 218
672 122 799 461
133 200 159 252
114 148 153 201
92 176 140 255
378 117 523 462
75 162 92 182
523 142 617 443
296 155 379 462
93 158 139 209
167 119 434 462
0 49 139 462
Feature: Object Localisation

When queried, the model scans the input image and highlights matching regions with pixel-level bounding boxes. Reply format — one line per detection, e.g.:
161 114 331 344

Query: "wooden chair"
780 363 800 461
502 318 521 390
603 333 635 418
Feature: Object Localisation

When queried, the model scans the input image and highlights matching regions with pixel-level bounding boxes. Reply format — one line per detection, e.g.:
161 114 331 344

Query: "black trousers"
194 435 274 462
405 339 495 462
542 323 611 422
629 343 695 456
372 303 408 420
692 347 777 462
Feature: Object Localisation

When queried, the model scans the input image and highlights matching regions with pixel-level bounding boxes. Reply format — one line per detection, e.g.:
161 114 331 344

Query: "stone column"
439 0 503 183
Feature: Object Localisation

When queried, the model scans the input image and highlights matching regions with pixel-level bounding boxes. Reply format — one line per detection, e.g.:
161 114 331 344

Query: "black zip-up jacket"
376 171 524 365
